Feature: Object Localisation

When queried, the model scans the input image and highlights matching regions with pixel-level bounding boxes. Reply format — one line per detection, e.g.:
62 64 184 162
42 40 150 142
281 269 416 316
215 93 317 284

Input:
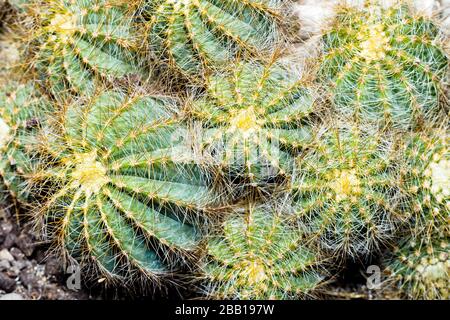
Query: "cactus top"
146 0 281 76
38 89 214 280
33 0 140 97
191 60 315 182
319 2 448 129
291 124 401 258
204 205 324 299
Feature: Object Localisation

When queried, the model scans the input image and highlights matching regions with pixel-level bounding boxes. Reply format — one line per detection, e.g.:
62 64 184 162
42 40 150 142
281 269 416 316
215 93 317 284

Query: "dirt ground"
0 204 94 300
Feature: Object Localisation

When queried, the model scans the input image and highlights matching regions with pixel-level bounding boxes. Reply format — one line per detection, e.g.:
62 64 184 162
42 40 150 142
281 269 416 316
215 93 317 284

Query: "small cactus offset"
0 81 50 203
291 123 401 258
145 0 282 77
34 89 215 283
319 0 448 129
384 238 449 300
28 0 141 97
397 127 449 241
203 204 324 299
190 59 315 185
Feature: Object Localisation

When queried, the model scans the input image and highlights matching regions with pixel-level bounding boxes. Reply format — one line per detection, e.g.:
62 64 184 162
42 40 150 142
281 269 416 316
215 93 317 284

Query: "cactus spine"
35 89 215 282
319 1 448 129
146 0 282 77
204 204 324 299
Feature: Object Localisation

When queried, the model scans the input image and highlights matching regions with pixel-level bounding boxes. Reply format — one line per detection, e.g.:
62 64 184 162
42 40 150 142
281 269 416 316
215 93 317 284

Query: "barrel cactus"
190 60 315 185
203 204 324 299
291 123 400 258
398 128 449 241
29 0 141 98
145 0 282 77
0 81 49 203
384 238 449 300
319 0 448 129
34 89 215 283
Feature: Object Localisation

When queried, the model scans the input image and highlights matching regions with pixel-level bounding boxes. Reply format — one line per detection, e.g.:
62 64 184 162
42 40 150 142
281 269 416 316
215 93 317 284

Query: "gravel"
0 248 14 262
0 206 91 300
0 293 24 300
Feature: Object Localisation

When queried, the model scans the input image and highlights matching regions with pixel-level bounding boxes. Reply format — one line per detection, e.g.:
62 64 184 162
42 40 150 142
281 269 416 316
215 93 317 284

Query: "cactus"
319 1 448 129
145 0 282 77
29 0 141 98
190 60 315 185
384 238 449 300
203 204 324 299
4 0 30 13
0 81 50 203
397 127 449 241
291 123 401 258
34 89 215 283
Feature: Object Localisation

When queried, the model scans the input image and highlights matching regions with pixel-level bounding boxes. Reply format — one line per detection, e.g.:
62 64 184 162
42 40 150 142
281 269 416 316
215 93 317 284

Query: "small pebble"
15 234 34 257
0 273 16 293
0 293 24 300
3 233 17 249
0 249 14 262
0 260 10 271
9 247 24 260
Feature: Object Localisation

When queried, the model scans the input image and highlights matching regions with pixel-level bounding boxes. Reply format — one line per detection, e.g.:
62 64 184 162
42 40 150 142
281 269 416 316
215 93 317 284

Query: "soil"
0 204 92 300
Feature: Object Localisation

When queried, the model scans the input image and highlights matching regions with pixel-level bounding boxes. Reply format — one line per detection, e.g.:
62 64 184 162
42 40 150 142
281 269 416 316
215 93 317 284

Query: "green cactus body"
146 0 281 77
6 0 29 12
191 60 315 184
385 239 449 299
33 0 140 97
399 129 449 240
319 1 448 129
37 89 214 281
291 124 400 258
204 205 324 299
0 82 49 203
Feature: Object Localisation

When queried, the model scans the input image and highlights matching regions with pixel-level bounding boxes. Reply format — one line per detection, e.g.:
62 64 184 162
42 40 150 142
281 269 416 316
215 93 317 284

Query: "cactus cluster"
319 1 448 129
0 0 448 300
